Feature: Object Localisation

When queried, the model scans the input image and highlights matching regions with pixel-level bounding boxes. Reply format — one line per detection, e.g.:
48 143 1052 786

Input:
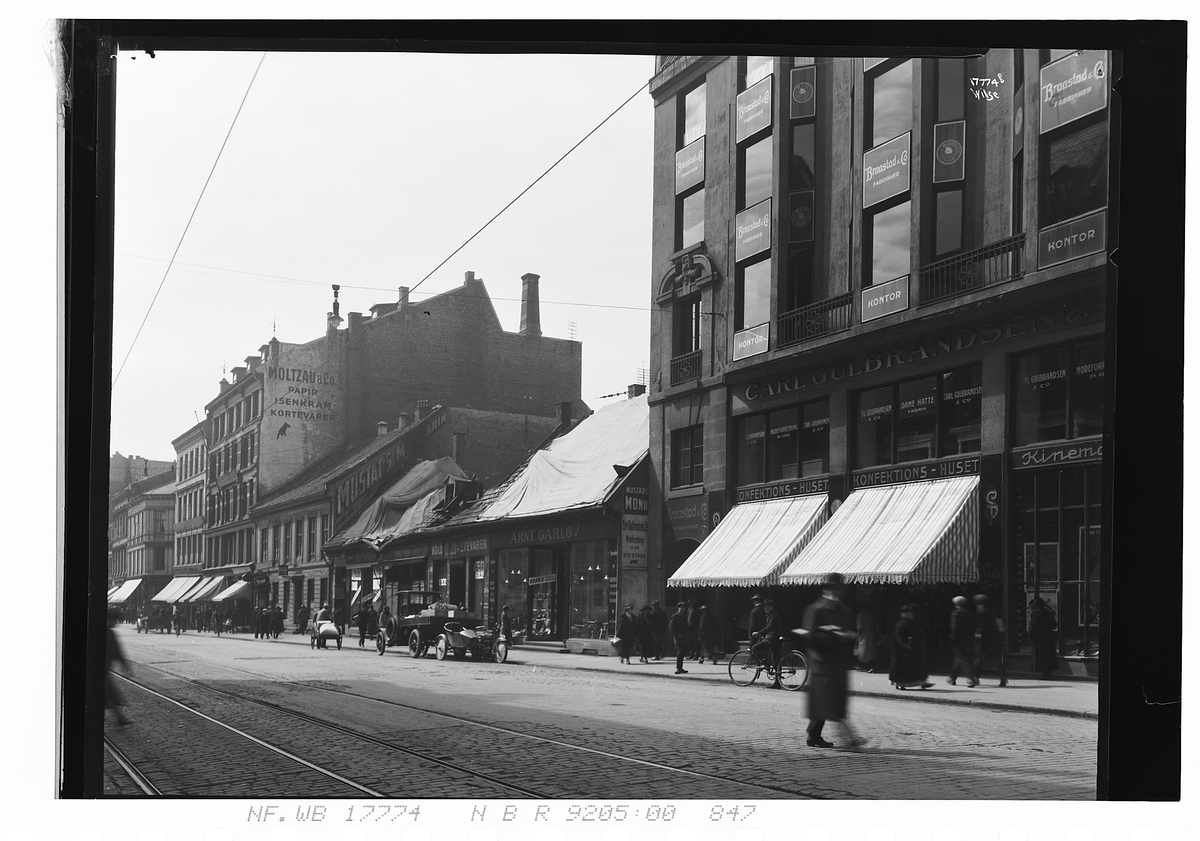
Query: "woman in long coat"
614 605 638 665
1029 597 1058 678
889 604 932 689
801 574 862 748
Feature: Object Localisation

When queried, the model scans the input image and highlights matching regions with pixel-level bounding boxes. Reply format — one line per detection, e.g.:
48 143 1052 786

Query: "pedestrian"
888 603 933 690
747 593 766 645
295 603 309 635
355 601 372 647
687 598 703 661
194 609 203 634
854 601 880 672
1028 597 1058 679
378 604 393 642
946 595 979 687
697 605 719 664
497 604 513 645
213 608 222 636
973 595 1007 686
105 608 131 726
668 601 690 674
636 606 656 663
614 604 638 664
801 573 864 749
270 605 284 639
649 600 667 661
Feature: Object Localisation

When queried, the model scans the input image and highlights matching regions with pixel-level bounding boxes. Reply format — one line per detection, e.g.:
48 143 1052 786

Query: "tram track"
104 736 161 795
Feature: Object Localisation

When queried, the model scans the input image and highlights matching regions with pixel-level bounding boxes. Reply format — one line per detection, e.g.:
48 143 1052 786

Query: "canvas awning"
107 579 143 604
106 584 120 600
210 580 250 602
182 577 225 603
150 576 202 603
667 494 829 588
779 476 979 585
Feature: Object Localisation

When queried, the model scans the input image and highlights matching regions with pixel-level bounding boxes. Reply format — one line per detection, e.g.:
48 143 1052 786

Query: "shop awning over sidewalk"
779 476 979 585
210 580 250 602
667 494 829 588
150 576 202 603
182 577 225 602
107 579 143 604
106 584 120 600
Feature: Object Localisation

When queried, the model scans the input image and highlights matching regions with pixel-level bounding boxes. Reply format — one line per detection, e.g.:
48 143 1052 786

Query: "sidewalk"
121 623 1099 719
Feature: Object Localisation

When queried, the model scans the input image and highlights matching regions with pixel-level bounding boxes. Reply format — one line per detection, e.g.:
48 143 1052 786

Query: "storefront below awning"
182 577 225 603
779 476 979 585
210 579 250 602
150 576 202 603
108 579 143 604
667 493 829 588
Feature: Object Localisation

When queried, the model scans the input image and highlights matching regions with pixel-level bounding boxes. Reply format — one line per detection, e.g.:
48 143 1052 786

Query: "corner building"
648 51 1111 675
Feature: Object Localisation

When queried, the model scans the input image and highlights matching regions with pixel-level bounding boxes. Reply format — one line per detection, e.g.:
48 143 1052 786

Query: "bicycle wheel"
728 649 760 687
777 650 809 691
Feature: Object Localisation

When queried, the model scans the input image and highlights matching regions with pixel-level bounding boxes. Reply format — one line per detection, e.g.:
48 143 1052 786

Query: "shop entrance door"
527 575 557 639
450 560 468 611
468 557 485 619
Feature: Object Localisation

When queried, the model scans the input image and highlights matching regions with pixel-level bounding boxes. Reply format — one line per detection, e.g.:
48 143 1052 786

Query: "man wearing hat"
750 599 784 683
668 602 690 674
946 595 978 687
801 573 863 748
614 604 638 664
747 593 766 645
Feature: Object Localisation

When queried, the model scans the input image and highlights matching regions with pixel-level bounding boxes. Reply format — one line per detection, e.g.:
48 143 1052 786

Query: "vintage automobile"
375 590 501 662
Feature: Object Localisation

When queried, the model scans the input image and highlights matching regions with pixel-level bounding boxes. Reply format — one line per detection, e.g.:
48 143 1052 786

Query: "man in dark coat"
636 606 657 663
668 602 690 674
946 595 978 686
750 599 783 680
888 604 932 689
747 593 766 643
801 573 863 748
649 601 667 661
687 598 703 661
105 609 131 726
295 603 310 634
973 594 1007 686
697 605 719 664
1029 597 1058 679
270 605 284 639
614 604 638 664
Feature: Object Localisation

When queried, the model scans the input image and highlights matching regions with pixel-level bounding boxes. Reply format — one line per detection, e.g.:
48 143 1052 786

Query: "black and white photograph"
16 11 1188 838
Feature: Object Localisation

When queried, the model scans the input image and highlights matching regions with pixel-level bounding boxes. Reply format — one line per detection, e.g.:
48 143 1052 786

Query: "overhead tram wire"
112 53 268 388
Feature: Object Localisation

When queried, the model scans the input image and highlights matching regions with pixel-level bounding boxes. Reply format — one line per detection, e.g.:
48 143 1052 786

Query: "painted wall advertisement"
259 339 345 493
734 199 771 262
1038 209 1106 270
621 474 649 568
862 131 910 209
1039 50 1108 134
861 275 909 322
675 137 705 195
735 76 772 142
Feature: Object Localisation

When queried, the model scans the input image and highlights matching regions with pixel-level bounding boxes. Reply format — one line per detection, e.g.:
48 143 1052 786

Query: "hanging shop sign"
735 76 773 143
675 137 705 195
862 131 911 209
1010 437 1103 470
735 476 828 504
852 454 980 490
789 65 817 120
1038 209 1106 270
1013 85 1025 158
788 190 815 243
1039 50 1108 134
933 120 966 183
861 275 909 322
733 323 770 361
735 199 772 262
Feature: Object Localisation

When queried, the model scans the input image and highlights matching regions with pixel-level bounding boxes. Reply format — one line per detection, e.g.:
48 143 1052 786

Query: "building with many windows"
107 467 177 611
649 51 1111 674
171 421 207 577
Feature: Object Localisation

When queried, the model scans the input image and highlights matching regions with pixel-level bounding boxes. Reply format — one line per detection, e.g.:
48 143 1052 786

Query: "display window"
1012 340 1104 446
569 540 615 639
736 398 830 485
495 547 559 640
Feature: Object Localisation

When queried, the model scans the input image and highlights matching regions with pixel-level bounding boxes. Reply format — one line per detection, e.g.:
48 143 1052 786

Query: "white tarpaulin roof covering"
211 579 250 602
475 395 648 521
327 457 469 550
150 576 202 603
108 579 142 604
779 476 979 585
668 494 829 588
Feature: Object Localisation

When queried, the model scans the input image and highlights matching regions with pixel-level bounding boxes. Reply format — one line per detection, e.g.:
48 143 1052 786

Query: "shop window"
865 199 911 287
855 385 896 468
801 401 831 475
676 187 705 250
1041 117 1108 228
736 398 829 485
1012 340 1104 445
854 365 982 468
736 258 772 331
897 376 939 462
673 295 701 356
736 414 767 486
570 540 613 639
671 425 704 488
939 366 983 454
739 135 773 211
767 408 799 481
867 59 912 147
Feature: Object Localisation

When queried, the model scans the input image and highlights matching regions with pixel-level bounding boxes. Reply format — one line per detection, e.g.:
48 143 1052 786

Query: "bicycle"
727 644 808 691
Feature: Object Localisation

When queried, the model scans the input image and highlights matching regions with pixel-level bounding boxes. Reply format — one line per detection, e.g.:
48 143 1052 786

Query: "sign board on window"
735 199 772 262
788 190 814 243
860 275 909 322
1039 50 1108 133
735 76 772 143
474 560 485 580
675 137 705 195
933 121 966 183
862 131 911 209
1038 208 1106 269
733 323 770 361
789 65 817 120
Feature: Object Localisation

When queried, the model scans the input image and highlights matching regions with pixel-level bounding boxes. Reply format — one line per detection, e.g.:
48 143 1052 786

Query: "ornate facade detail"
656 248 720 304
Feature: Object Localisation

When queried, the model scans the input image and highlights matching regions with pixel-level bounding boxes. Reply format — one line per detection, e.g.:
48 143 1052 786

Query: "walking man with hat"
668 602 690 674
801 573 864 748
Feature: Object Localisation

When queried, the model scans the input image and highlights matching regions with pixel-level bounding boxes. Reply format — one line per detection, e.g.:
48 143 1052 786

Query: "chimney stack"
520 273 541 337
397 412 412 432
398 286 409 310
376 421 389 438
627 383 647 399
416 399 430 421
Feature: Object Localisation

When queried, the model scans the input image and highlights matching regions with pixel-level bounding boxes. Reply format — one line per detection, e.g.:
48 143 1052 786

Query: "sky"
110 49 655 460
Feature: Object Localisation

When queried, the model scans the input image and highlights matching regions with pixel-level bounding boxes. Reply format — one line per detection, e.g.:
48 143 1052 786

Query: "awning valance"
183 577 225 603
779 476 979 585
108 579 143 604
667 494 829 588
150 576 202 603
211 580 250 602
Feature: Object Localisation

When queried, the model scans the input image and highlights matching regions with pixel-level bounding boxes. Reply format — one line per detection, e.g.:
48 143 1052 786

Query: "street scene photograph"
36 19 1185 829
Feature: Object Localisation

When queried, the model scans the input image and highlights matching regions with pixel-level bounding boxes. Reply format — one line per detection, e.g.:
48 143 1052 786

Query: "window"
670 425 704 488
784 63 818 312
736 414 766 485
736 259 772 330
782 248 814 313
1012 152 1025 235
789 123 816 192
864 60 914 290
739 135 773 210
673 295 701 356
235 402 242 428
677 188 705 249
854 365 982 468
308 517 317 559
937 58 965 122
1013 340 1104 446
935 189 963 256
867 60 912 147
736 398 830 485
153 547 165 572
744 56 773 89
272 524 281 561
931 59 967 258
320 514 330 549
1041 118 1108 227
679 81 706 147
675 81 706 251
866 200 911 286
261 529 269 565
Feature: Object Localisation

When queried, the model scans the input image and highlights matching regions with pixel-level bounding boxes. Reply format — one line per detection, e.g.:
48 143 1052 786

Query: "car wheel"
493 641 508 663
435 636 449 661
376 633 386 655
408 630 422 658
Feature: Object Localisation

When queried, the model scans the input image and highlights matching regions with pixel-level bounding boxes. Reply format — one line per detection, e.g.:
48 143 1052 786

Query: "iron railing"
670 349 702 386
919 233 1025 306
777 292 854 348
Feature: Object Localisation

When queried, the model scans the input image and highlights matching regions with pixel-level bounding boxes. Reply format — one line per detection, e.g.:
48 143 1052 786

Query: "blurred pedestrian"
946 595 978 687
973 595 1007 686
1029 597 1058 679
889 603 932 690
106 608 131 726
270 605 284 639
649 600 667 661
295 603 310 635
801 573 864 748
687 598 702 661
668 602 690 674
698 605 719 664
614 604 637 665
636 606 656 663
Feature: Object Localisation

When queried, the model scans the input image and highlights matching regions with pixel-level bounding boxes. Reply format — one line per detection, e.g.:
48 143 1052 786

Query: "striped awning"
182 577 225 603
108 579 143 604
106 584 120 600
150 576 202 603
210 579 250 602
667 494 829 588
779 476 979 585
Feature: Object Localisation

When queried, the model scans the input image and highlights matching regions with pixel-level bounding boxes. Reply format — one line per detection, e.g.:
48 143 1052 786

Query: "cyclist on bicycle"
750 598 783 674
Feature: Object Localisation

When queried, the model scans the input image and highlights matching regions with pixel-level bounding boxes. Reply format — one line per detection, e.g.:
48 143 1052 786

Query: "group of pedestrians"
352 601 379 647
253 605 285 639
612 599 722 672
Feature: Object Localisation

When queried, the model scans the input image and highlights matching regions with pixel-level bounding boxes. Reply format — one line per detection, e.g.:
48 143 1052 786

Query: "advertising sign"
733 323 770 361
1038 209 1106 269
735 76 772 143
735 199 772 262
933 120 966 183
1011 437 1103 470
621 513 648 567
789 65 817 120
735 476 828 504
674 136 705 195
860 274 909 322
862 131 911 208
788 190 815 243
1013 85 1025 158
852 454 980 490
1039 50 1108 133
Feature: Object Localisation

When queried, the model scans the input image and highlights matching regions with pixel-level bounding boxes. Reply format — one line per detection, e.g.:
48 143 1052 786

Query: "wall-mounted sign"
500 519 611 546
1013 85 1025 158
1040 50 1108 134
862 131 911 209
933 120 966 183
448 536 489 557
528 575 555 586
735 199 772 262
438 578 448 587
735 476 828 504
1038 209 1106 269
474 560 485 580
674 137 705 195
733 323 770 361
852 454 980 489
788 190 815 243
789 65 817 120
861 275 909 322
666 496 709 542
735 76 772 143
621 513 648 567
1011 437 1103 470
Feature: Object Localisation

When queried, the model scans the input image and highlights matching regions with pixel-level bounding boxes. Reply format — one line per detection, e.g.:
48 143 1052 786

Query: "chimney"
520 273 541 337
376 421 389 438
559 401 572 425
627 383 647 399
327 284 344 332
397 412 412 432
416 399 430 421
398 286 409 310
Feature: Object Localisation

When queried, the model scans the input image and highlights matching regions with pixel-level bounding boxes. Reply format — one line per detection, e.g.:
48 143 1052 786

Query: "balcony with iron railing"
670 348 702 386
919 233 1025 307
777 292 854 348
